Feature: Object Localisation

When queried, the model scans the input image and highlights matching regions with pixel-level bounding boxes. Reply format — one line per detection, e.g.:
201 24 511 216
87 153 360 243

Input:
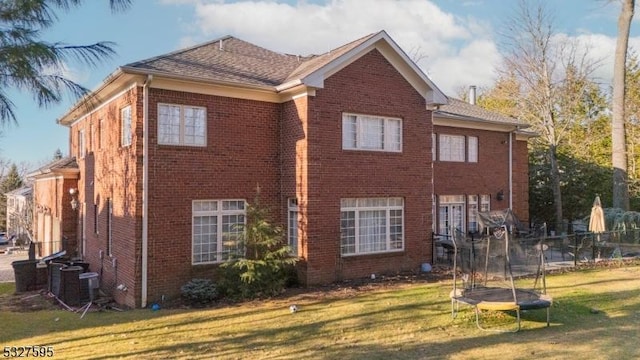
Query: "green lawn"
1 265 640 359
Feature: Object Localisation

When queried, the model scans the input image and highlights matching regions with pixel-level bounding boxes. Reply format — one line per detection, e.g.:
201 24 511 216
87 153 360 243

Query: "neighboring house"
27 157 79 257
32 30 530 308
5 185 33 243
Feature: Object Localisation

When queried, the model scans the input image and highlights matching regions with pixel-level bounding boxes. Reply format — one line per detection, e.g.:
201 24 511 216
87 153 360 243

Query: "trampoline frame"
449 225 553 332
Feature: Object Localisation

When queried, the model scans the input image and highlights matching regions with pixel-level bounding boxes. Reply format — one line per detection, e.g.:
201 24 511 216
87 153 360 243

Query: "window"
438 195 465 235
468 136 478 163
93 203 98 234
192 200 245 264
432 133 437 161
99 119 105 150
121 106 132 147
468 195 479 233
78 129 85 159
107 198 112 256
342 114 401 152
288 198 299 255
439 134 465 162
480 194 490 212
340 198 404 255
158 104 206 146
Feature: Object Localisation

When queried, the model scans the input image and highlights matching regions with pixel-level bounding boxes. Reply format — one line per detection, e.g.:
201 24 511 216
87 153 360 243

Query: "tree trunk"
549 144 564 232
612 0 635 210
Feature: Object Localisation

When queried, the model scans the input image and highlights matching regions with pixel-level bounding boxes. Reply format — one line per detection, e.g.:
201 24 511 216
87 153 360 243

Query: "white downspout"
509 131 513 209
509 128 518 210
142 74 152 308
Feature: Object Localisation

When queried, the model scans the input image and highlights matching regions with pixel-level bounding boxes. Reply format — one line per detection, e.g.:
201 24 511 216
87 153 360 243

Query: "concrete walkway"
0 247 28 282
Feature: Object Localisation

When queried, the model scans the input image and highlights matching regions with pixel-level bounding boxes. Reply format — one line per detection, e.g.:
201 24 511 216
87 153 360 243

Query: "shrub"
218 195 298 300
180 279 218 305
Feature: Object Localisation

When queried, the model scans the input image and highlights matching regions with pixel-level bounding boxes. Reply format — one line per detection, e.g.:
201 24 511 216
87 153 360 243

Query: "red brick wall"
69 86 142 308
144 89 281 302
432 126 530 226
300 50 433 284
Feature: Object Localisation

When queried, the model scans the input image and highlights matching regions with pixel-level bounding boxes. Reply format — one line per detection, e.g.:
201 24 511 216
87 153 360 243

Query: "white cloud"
160 0 636 96
164 0 484 94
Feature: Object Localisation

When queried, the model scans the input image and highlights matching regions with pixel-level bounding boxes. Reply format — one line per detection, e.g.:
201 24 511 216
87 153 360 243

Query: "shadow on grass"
3 269 640 359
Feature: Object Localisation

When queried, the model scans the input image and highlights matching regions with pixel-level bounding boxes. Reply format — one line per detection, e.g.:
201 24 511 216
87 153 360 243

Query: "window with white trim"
468 136 478 162
439 134 465 162
342 114 401 152
158 104 206 146
192 200 245 264
480 194 490 212
340 198 404 255
121 106 132 147
107 198 113 256
468 195 479 233
78 129 85 159
438 195 465 235
288 198 299 255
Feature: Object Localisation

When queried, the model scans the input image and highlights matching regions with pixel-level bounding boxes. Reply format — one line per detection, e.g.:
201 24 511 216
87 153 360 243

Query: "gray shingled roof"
27 156 78 178
124 36 303 87
123 33 379 89
436 97 528 127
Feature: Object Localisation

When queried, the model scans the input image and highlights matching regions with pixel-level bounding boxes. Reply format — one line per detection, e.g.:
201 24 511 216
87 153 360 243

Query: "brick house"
31 31 530 308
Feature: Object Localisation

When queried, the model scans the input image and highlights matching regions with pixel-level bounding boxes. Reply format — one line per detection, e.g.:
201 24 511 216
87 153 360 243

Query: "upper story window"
438 134 478 163
158 104 207 146
121 106 132 147
342 113 401 152
78 129 85 159
468 136 478 163
439 134 465 162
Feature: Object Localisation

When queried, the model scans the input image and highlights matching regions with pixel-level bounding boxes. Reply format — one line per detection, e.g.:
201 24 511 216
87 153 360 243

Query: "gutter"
141 74 152 308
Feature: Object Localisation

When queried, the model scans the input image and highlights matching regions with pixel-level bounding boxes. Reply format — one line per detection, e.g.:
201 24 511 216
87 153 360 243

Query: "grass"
2 266 640 359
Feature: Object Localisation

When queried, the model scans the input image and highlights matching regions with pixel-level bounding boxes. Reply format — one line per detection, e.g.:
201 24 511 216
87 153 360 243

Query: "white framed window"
340 198 404 256
468 195 479 233
432 133 437 161
192 199 245 264
288 198 299 255
107 198 113 256
438 195 465 235
468 136 478 163
439 134 465 162
121 106 132 147
158 104 207 146
480 194 490 212
78 129 85 159
99 119 105 150
342 113 402 152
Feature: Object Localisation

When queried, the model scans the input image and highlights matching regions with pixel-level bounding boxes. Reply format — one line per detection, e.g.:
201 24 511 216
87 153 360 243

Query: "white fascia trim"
66 83 139 128
434 115 526 132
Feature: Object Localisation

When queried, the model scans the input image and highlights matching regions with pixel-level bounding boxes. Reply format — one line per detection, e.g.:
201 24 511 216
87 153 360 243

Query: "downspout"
508 127 518 210
142 74 152 308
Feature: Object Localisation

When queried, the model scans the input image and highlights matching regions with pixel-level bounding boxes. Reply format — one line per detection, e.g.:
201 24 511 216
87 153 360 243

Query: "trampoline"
449 220 553 332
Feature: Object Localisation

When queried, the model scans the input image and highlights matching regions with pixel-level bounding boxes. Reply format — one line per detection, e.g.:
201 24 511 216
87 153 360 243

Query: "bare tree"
497 0 600 231
612 0 635 210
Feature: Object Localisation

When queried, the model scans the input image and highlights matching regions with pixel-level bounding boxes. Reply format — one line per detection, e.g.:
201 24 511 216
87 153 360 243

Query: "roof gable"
279 30 447 105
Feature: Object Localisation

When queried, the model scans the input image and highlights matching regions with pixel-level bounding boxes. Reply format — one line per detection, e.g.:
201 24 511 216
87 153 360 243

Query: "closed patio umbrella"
588 196 606 233
589 196 606 259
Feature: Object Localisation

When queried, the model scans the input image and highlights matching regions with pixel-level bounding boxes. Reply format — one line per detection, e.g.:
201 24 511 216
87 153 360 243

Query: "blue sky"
0 0 634 168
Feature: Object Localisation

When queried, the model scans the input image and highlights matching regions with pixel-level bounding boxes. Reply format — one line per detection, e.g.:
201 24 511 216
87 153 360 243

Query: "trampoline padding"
451 287 552 310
